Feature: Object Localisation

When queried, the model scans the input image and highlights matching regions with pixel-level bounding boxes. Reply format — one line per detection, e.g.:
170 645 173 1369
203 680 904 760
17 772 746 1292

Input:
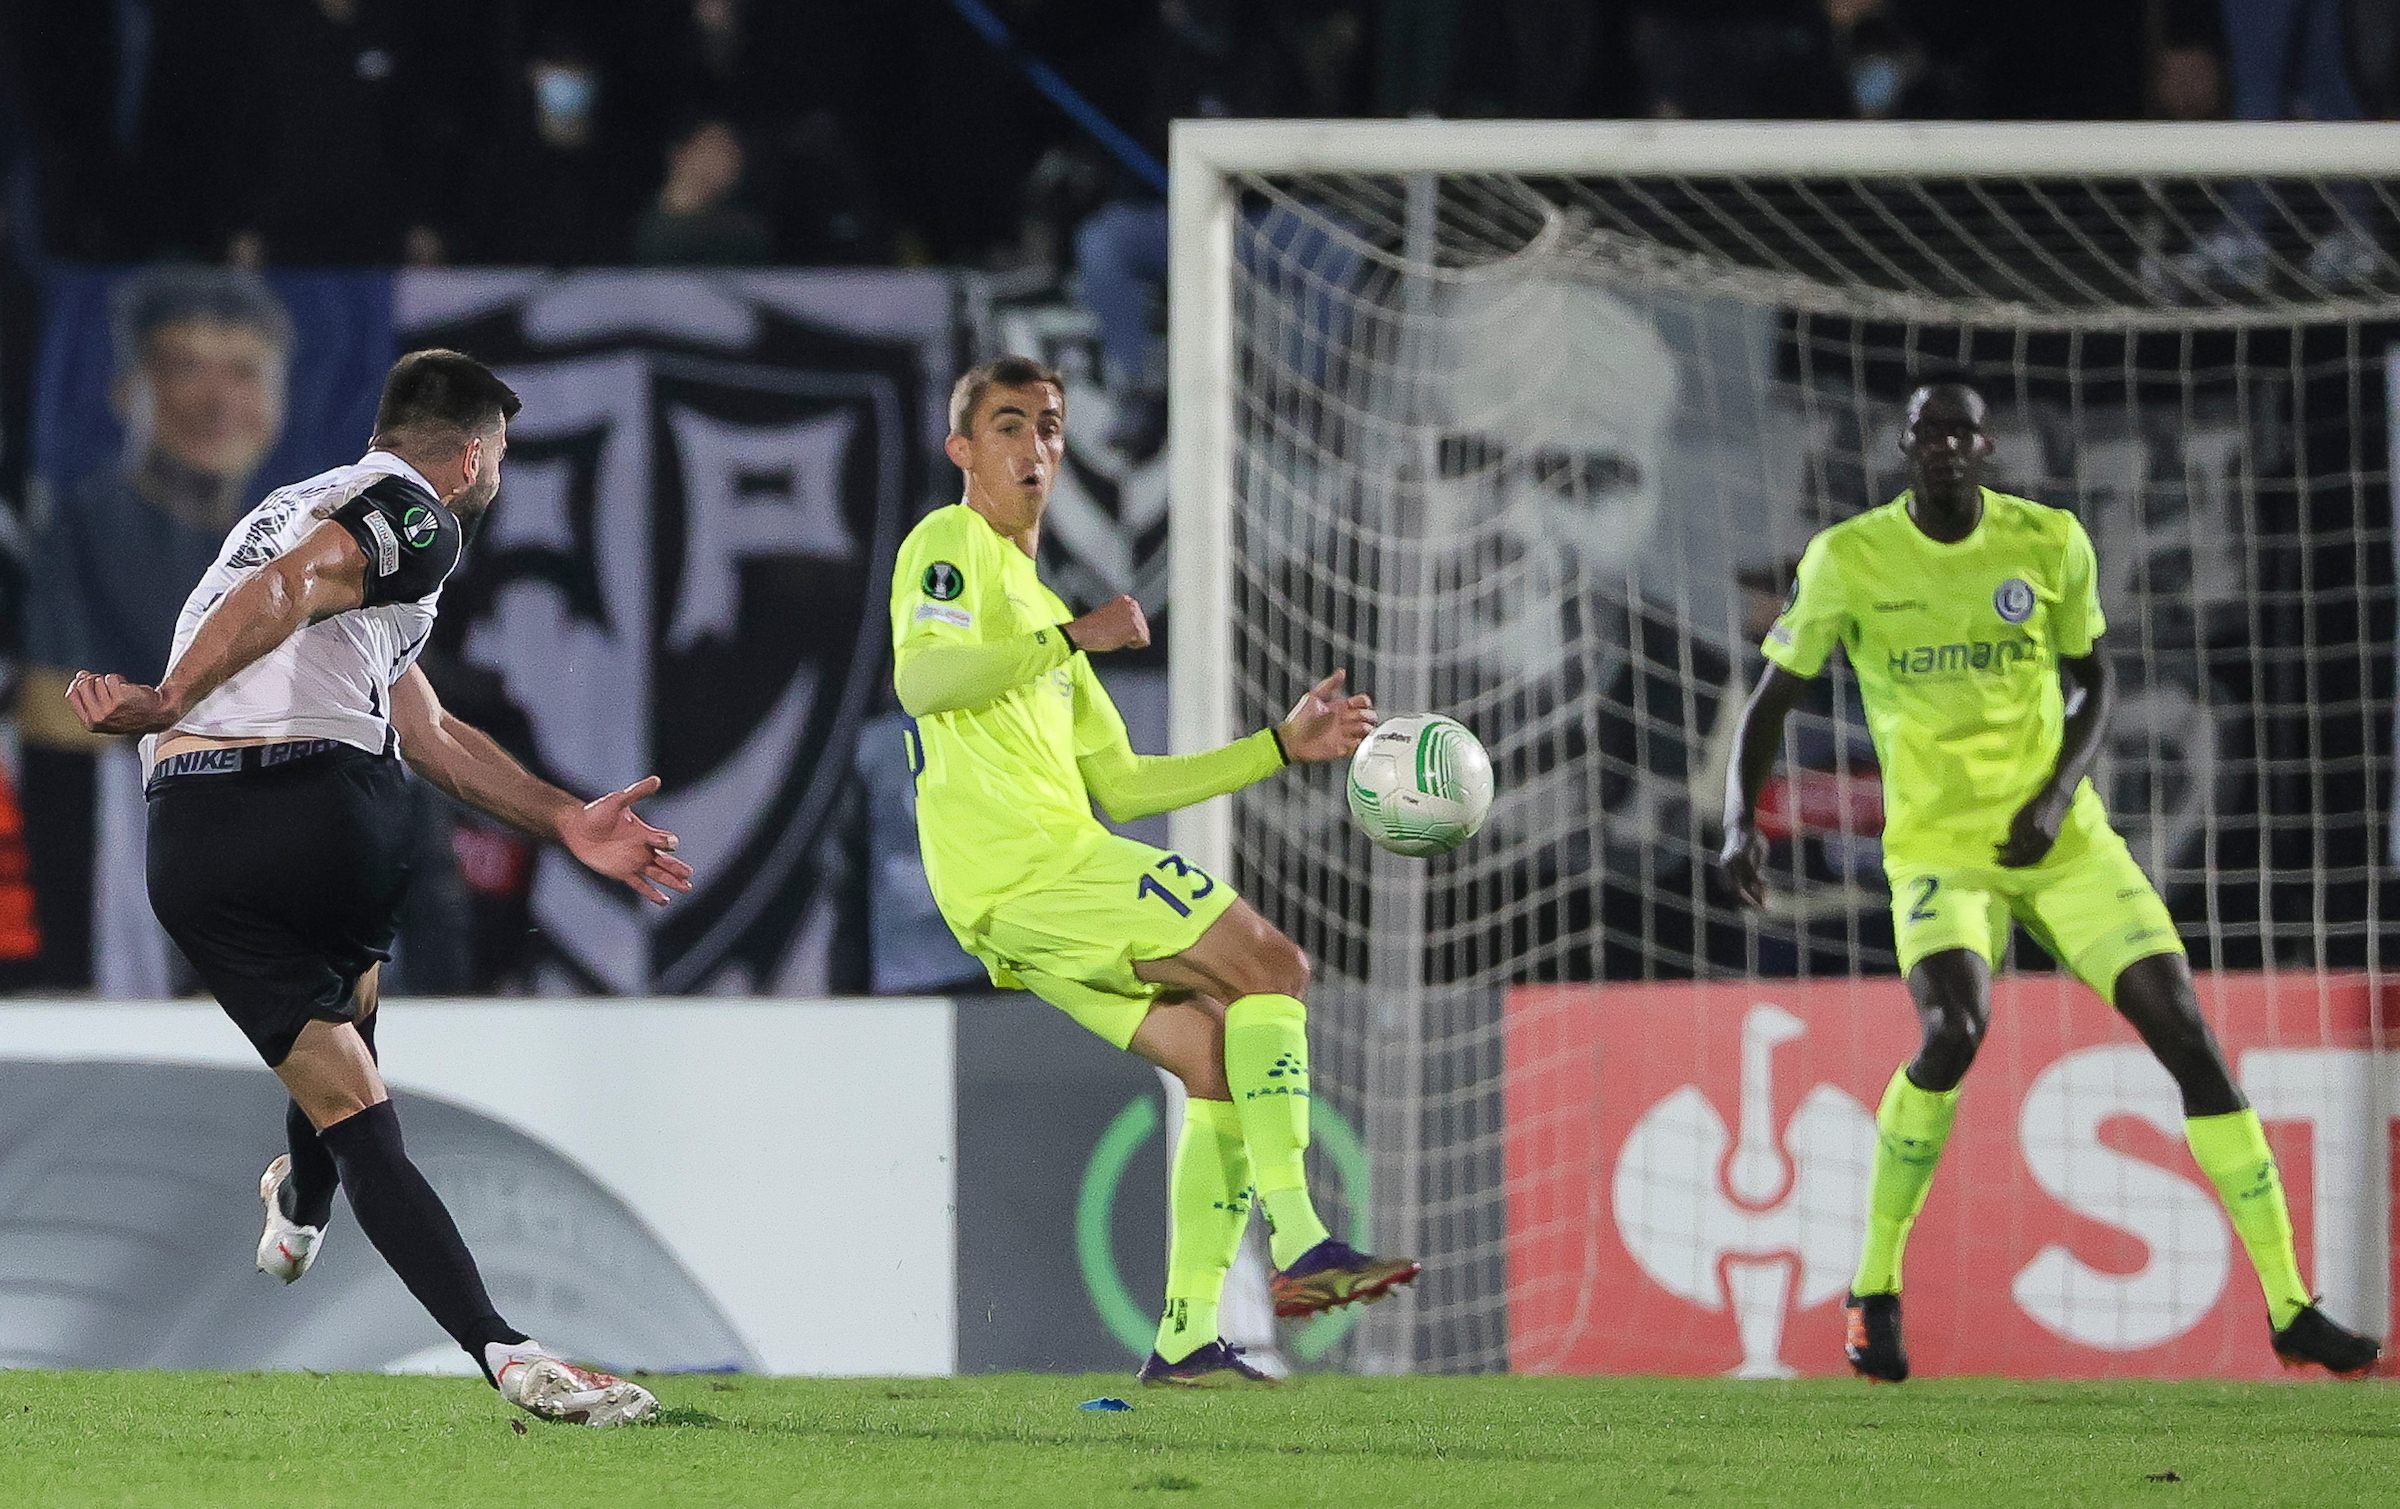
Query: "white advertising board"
0 999 953 1376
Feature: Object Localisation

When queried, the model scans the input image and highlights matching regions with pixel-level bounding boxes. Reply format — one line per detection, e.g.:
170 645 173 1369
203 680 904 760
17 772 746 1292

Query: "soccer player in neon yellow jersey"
893 357 1421 1387
1718 380 2379 1382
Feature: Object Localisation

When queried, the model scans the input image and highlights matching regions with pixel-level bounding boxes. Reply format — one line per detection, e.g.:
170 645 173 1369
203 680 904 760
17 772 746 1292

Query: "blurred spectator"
1822 0 1973 119
1067 0 1371 459
474 27 641 265
220 0 473 267
1075 200 1170 457
632 119 774 266
1631 0 1848 119
18 266 290 991
2154 40 2225 120
2156 0 2375 289
623 0 895 263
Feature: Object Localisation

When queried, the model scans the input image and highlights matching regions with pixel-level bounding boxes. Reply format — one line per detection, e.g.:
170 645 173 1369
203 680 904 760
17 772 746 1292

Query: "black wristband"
1267 726 1290 765
1057 621 1083 654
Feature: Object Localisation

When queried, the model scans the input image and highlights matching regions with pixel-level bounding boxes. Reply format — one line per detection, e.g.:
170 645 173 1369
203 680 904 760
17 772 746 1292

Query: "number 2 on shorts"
1907 875 1940 923
1138 853 1216 918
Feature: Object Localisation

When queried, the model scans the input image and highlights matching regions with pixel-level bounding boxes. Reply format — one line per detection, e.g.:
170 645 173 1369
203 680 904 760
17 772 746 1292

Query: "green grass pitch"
0 1371 2391 1507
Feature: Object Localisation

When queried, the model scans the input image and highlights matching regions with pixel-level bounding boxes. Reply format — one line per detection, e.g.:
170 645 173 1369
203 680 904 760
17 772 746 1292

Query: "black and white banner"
400 271 967 994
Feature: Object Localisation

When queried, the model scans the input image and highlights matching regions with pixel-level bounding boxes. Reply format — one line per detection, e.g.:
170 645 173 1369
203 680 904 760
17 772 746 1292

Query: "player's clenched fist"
1277 669 1376 763
66 670 177 736
1067 594 1149 653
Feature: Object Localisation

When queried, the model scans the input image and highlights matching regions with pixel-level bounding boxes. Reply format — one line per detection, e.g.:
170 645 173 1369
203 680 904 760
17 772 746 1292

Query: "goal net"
1168 123 2400 1377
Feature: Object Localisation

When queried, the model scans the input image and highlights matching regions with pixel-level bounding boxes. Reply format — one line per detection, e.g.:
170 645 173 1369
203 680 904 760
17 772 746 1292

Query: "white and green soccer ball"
1346 713 1494 858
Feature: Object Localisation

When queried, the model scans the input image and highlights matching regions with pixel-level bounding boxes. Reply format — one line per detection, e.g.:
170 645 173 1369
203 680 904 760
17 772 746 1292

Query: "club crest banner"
30 266 977 997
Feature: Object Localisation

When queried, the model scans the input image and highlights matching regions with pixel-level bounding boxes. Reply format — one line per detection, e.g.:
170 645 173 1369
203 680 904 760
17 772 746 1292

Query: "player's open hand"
561 775 695 905
1996 793 2065 870
1277 670 1376 763
1067 595 1149 653
1715 822 1770 908
65 671 177 735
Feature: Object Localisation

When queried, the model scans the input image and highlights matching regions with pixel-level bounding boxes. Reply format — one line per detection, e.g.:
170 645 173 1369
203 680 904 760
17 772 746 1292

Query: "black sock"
277 1013 380 1230
281 1100 340 1228
318 1100 528 1381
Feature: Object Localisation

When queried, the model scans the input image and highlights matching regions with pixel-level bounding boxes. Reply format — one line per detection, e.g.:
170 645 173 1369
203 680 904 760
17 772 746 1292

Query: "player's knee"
1253 935 1309 1000
1911 1002 1986 1091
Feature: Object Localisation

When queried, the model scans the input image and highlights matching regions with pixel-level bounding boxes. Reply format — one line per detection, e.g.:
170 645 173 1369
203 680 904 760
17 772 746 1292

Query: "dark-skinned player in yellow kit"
1716 380 2378 1382
892 357 1421 1388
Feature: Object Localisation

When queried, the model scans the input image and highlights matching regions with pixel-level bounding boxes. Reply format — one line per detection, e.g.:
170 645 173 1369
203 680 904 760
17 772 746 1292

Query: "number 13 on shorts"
1137 852 1216 918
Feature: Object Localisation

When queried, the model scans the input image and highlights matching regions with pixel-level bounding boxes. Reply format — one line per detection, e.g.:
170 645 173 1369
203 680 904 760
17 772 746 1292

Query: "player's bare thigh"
277 963 388 1130
1133 897 1309 1004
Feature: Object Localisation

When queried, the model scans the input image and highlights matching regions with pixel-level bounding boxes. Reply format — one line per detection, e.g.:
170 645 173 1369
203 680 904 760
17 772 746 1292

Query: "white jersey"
147 451 466 762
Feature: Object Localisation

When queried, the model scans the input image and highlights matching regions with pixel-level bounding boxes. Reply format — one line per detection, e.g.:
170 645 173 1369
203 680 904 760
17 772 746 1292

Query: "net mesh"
1214 161 2400 1375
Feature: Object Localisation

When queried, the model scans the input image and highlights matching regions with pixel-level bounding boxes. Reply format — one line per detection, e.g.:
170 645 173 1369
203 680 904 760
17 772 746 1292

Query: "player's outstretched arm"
66 521 370 736
390 667 694 906
1997 649 2113 869
1077 670 1374 822
1715 664 1811 908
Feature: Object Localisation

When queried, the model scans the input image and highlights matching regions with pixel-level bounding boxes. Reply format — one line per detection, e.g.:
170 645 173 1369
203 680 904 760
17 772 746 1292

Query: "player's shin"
2186 1108 2311 1329
318 1101 529 1373
1223 993 1331 1268
1157 1097 1254 1363
1853 1065 1962 1296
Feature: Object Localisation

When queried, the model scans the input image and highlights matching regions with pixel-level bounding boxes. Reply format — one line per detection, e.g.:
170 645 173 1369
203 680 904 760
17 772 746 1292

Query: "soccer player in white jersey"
1717 380 2378 1381
69 349 692 1426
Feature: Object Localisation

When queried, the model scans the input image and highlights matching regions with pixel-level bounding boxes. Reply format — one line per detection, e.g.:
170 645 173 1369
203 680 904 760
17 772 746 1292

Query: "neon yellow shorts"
967 833 1239 1049
1886 810 2183 1002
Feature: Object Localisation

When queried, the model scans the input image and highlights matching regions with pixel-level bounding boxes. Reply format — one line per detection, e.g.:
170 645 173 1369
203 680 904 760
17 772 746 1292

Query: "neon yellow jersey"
1761 488 2109 870
891 503 1132 931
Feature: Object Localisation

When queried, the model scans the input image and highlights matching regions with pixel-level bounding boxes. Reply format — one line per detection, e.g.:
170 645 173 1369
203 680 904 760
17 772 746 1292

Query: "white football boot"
255 1154 325 1284
488 1342 660 1428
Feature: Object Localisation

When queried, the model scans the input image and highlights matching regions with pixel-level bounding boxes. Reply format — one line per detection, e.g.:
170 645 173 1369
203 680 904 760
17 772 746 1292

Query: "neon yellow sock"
1852 1065 1961 1296
2187 1108 2311 1330
1156 1097 1253 1362
1224 993 1331 1268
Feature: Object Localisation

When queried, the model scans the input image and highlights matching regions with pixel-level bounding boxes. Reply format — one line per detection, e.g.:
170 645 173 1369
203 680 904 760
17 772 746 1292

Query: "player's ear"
944 431 973 471
1972 432 1996 457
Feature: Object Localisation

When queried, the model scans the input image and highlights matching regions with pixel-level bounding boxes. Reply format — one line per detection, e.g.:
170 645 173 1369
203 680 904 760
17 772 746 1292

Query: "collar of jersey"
358 449 445 506
1895 486 1991 551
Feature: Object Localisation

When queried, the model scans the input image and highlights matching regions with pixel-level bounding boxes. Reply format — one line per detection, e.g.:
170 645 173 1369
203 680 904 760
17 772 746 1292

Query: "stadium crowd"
0 0 2393 996
2 1 2396 274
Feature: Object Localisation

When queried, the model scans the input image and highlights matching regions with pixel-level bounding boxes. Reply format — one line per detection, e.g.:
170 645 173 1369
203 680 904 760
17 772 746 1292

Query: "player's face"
1901 386 1993 494
135 320 288 480
450 420 508 519
950 382 1065 529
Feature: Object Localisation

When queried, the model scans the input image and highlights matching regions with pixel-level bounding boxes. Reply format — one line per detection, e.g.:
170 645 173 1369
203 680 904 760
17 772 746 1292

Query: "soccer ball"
1346 714 1494 857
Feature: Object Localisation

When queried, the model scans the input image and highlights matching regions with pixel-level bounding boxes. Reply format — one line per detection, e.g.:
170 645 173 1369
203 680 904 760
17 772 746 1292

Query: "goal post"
1168 119 2400 1376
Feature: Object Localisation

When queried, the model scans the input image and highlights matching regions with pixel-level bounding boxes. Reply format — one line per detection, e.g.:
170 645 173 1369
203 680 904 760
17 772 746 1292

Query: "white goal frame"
1166 117 2400 870
1163 120 2400 1371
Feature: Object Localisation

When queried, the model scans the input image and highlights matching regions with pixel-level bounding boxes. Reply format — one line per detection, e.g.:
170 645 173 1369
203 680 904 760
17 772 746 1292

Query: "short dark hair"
372 349 521 447
949 356 1065 437
112 264 293 376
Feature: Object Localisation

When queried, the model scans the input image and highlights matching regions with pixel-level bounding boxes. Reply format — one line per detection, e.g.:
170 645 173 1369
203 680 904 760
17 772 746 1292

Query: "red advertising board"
1505 974 2387 1379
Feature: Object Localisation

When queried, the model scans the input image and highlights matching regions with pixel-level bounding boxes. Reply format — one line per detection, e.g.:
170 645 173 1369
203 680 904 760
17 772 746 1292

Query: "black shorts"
146 740 414 1067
